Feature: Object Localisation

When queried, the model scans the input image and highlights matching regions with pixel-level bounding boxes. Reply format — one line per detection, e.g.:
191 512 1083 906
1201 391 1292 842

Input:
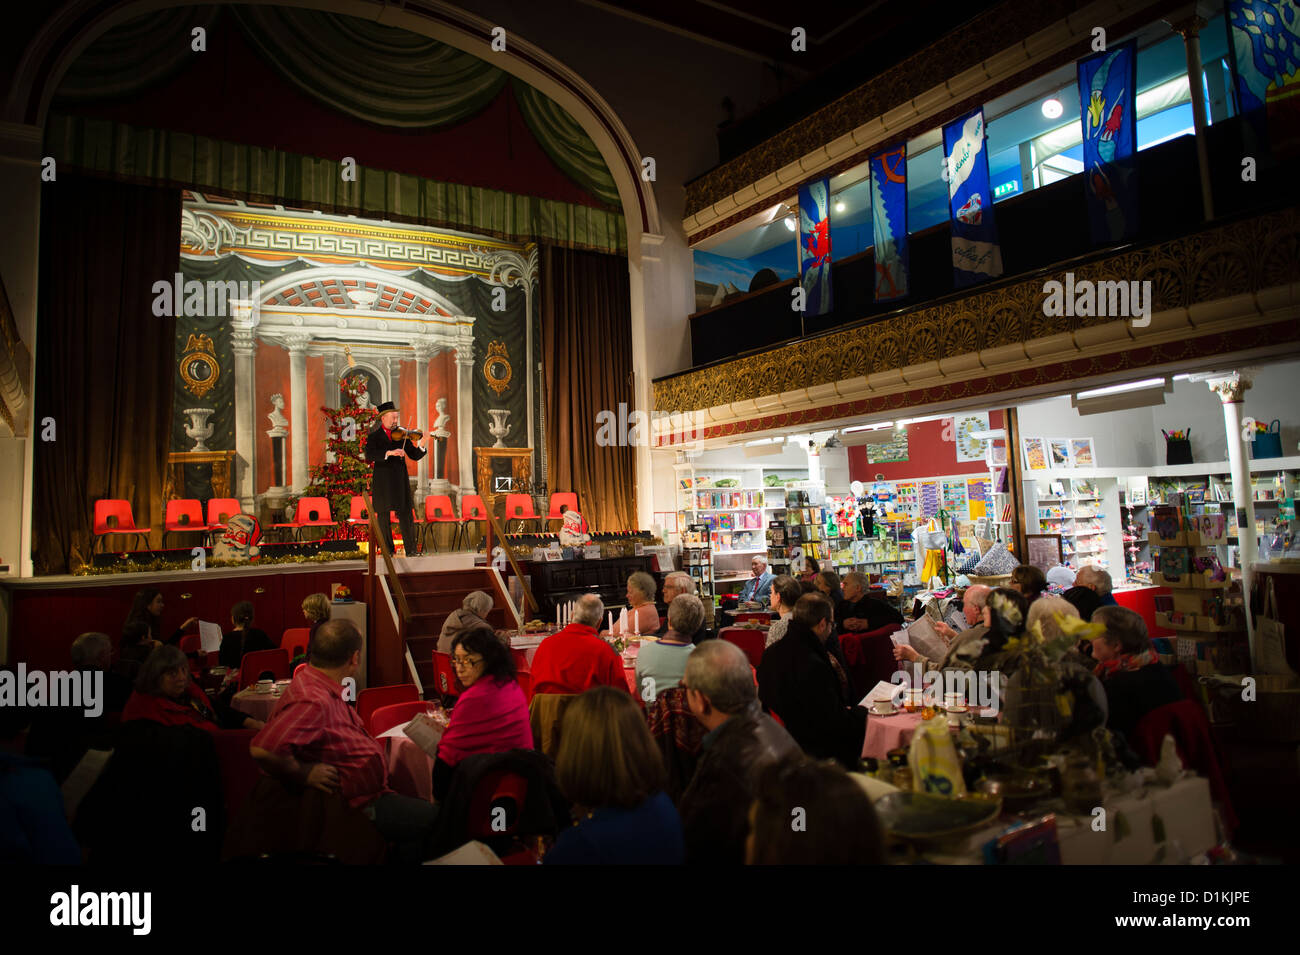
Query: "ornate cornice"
654 208 1300 418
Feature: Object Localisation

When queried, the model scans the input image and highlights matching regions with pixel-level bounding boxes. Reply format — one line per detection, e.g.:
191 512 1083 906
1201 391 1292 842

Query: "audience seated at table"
745 757 884 864
531 594 631 695
123 645 263 732
798 556 821 583
607 571 660 637
636 594 701 701
432 626 533 801
545 687 684 864
23 632 131 783
294 593 332 666
437 590 495 653
757 593 867 770
764 574 802 648
678 640 801 864
894 584 991 672
656 572 715 644
737 556 774 605
814 569 844 605
836 571 904 634
123 587 198 648
969 587 1030 670
1063 567 1117 621
1010 565 1047 604
250 620 437 862
219 600 275 670
1088 606 1182 742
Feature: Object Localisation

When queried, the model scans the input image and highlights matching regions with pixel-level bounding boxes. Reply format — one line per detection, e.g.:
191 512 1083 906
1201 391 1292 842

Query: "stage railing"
363 491 412 626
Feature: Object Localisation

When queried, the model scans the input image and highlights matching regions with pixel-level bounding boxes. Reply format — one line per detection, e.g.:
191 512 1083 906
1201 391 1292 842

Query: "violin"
389 419 424 442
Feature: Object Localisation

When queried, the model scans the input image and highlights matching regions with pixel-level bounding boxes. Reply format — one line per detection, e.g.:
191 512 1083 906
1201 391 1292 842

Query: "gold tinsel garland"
74 552 362 576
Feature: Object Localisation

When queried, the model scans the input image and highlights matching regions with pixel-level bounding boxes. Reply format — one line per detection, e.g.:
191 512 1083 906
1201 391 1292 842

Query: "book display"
1030 476 1115 572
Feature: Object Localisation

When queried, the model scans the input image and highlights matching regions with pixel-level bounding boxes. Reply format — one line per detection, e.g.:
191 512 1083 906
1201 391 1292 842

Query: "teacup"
872 699 895 715
944 692 965 709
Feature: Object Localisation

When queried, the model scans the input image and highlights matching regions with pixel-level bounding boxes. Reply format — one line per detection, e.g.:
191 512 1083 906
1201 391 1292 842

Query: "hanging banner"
798 178 833 317
1226 0 1300 157
943 108 1003 287
869 145 909 302
1078 40 1138 244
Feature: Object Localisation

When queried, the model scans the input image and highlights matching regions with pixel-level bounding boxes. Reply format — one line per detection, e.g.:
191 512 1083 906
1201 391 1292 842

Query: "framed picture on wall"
1069 437 1096 468
1048 438 1071 469
1022 437 1048 472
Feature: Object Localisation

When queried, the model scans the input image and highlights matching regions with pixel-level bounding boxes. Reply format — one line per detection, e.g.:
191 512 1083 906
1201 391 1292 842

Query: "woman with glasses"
431 626 533 801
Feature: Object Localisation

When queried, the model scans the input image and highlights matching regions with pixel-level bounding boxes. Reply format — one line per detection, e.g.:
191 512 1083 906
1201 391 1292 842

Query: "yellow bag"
909 715 967 797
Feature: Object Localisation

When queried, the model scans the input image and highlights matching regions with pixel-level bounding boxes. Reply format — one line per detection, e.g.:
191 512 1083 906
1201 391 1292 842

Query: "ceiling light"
842 422 893 433
1042 97 1064 119
834 201 846 213
783 216 797 232
1074 377 1166 400
1072 378 1170 415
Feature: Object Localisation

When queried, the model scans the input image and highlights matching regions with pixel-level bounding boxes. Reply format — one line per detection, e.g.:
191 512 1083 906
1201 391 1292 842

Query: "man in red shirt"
251 619 436 860
530 594 632 695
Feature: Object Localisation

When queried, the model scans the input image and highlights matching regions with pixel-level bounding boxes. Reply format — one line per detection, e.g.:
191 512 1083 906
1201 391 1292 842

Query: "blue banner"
798 178 833 317
943 108 1003 287
869 146 908 302
1078 40 1138 244
1227 1 1300 154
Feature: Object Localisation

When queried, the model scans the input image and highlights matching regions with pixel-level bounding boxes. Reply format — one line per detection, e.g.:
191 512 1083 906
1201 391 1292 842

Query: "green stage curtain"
32 176 181 575
540 246 636 533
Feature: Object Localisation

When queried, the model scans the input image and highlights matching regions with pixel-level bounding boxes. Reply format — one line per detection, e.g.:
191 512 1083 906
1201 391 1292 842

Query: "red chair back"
546 492 579 520
206 497 241 528
293 497 336 526
838 625 900 693
367 700 432 737
238 648 290 689
346 495 368 522
432 651 461 699
459 496 487 522
509 648 530 672
93 499 144 533
503 494 537 520
179 634 202 654
466 769 530 839
424 495 458 522
516 669 533 703
164 499 205 531
357 684 419 733
1132 697 1238 835
280 627 311 659
733 612 772 624
720 628 765 668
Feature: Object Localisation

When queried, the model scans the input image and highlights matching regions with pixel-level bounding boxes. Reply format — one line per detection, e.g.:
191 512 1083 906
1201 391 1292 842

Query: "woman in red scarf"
122 645 264 732
432 627 533 800
1087 606 1181 742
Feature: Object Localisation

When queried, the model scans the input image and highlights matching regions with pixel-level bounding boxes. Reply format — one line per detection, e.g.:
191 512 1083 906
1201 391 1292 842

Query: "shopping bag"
1256 577 1296 676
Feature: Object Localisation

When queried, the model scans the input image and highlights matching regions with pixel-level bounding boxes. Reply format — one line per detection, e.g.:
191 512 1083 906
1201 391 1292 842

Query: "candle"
619 607 628 634
607 611 614 633
556 604 561 627
633 608 640 636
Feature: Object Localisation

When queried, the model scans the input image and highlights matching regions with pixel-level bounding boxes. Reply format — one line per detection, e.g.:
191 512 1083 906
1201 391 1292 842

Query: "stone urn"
487 409 512 448
184 407 216 452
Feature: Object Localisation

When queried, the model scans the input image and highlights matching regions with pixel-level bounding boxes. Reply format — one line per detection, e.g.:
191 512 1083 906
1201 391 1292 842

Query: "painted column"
627 233 665 530
1208 372 1258 658
412 338 432 505
230 326 257 509
285 333 311 492
1168 14 1214 221
455 336 476 496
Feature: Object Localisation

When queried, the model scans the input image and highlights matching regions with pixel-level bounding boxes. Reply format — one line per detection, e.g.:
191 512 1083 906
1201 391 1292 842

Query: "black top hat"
376 401 398 414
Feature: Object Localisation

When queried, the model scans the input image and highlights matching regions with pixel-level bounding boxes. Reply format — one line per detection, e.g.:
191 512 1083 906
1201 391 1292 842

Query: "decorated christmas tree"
296 373 380 536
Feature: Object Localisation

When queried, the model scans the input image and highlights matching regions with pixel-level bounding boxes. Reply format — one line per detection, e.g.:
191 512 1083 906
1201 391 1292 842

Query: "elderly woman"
545 687 684 865
608 571 659 637
432 626 533 801
1010 565 1047 604
1088 605 1181 741
636 594 701 700
438 590 495 653
122 645 262 732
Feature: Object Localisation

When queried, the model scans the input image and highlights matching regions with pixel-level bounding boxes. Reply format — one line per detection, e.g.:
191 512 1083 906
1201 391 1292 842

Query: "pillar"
1168 14 1214 221
231 327 257 509
412 339 432 504
285 333 311 492
1208 372 1258 657
455 340 475 496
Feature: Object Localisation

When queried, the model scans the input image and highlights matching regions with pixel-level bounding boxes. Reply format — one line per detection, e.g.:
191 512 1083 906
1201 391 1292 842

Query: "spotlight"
783 216 797 232
834 201 846 213
1042 98 1063 119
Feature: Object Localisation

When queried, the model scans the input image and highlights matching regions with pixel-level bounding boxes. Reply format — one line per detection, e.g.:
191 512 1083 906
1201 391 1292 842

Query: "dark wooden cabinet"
518 557 656 621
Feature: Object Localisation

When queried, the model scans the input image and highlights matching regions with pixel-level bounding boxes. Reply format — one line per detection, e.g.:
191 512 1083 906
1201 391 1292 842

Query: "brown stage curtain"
33 176 181 575
540 245 636 532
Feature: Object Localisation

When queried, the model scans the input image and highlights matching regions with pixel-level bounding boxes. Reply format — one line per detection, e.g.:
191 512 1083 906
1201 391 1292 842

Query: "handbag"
916 518 948 551
1256 577 1296 676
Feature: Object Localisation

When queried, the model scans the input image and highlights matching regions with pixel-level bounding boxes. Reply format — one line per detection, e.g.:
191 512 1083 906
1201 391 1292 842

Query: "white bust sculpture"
433 396 451 437
267 393 288 432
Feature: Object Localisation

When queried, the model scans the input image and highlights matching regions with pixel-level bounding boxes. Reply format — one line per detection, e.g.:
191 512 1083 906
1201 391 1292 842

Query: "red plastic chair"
466 769 530 840
422 495 459 553
179 633 202 654
206 497 242 531
546 492 580 521
238 648 290 689
274 497 337 542
344 495 370 538
516 669 533 703
454 495 488 551
162 499 206 548
280 627 311 659
92 499 151 553
503 494 539 533
720 627 765 668
357 684 419 733
432 651 461 701
389 509 424 554
368 700 435 738
1132 698 1238 835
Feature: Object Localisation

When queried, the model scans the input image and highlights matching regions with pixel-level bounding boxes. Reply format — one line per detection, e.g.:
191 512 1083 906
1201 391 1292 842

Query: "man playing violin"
364 401 428 556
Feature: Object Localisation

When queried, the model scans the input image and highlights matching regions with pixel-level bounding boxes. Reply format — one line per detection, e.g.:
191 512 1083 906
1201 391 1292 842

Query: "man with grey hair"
738 555 774 605
637 594 703 699
1064 566 1116 621
658 572 715 644
894 584 991 672
837 570 904 634
530 593 631 695
679 639 801 864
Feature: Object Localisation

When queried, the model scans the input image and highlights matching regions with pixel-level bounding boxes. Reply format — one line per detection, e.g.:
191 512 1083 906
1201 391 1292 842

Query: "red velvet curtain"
540 245 636 532
33 175 181 574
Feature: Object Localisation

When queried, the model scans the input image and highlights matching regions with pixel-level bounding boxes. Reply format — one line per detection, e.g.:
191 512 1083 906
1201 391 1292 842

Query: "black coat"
218 627 275 670
1102 663 1183 742
757 619 868 770
837 595 904 633
364 426 426 509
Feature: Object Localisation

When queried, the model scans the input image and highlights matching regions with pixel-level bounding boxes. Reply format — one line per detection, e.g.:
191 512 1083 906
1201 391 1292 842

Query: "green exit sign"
993 180 1019 198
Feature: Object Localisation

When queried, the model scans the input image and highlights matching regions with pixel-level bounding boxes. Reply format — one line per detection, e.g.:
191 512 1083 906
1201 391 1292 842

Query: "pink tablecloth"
861 711 925 760
387 736 435 802
230 688 281 723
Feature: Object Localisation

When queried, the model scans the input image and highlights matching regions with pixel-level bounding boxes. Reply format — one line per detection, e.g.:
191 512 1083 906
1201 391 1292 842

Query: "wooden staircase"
392 568 519 697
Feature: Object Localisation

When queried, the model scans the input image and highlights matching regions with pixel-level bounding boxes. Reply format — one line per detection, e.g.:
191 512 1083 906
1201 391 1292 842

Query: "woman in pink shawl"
432 625 533 801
